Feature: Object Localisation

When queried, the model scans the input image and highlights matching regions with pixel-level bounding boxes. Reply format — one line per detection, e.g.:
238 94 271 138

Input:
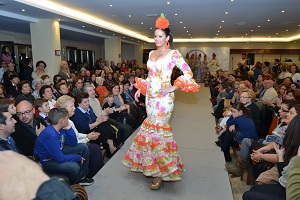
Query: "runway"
86 85 233 200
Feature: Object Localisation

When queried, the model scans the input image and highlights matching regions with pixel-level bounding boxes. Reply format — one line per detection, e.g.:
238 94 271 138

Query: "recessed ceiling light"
166 2 170 5
225 12 229 14
220 26 222 28
267 19 270 22
175 13 177 16
294 42 297 43
222 20 225 23
141 22 143 24
100 30 102 32
58 19 60 21
258 25 260 28
110 5 112 7
131 39 133 40
138 41 140 42
216 34 219 36
269 36 271 37
150 27 152 29
123 37 125 38
113 34 115 35
230 0 234 2
276 33 279 34
128 15 131 17
251 30 253 32
82 26 85 27
22 9 25 12
180 21 183 23
299 25 300 26
184 27 186 29
247 42 249 43
245 34 248 35
281 10 284 13
218 30 220 32
270 42 273 43
186 31 189 32
286 30 289 31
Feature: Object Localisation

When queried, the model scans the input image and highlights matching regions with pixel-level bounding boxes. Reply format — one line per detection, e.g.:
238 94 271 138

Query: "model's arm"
173 50 200 92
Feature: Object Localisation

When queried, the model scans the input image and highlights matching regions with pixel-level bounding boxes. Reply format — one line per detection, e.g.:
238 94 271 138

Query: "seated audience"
31 78 43 99
15 80 35 105
34 108 92 186
34 98 51 125
39 85 56 109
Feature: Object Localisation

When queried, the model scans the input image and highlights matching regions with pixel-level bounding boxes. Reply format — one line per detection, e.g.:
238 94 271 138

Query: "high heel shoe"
148 178 164 190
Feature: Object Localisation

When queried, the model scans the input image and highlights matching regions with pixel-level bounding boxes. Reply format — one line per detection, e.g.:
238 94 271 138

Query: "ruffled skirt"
122 118 184 181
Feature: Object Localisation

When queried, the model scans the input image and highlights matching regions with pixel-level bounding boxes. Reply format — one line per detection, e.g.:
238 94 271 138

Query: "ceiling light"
276 33 279 34
281 10 284 13
141 22 143 24
128 15 131 18
258 26 260 28
131 39 133 40
113 34 115 35
110 5 112 7
150 27 152 29
186 31 189 32
267 19 270 22
218 30 220 32
216 34 219 36
225 12 228 14
166 2 170 4
230 0 234 2
123 37 125 38
286 30 289 31
138 41 140 42
269 36 271 37
58 19 60 21
100 30 102 32
184 27 186 29
294 42 297 43
220 26 222 28
222 20 225 23
22 9 25 12
82 25 85 27
175 13 177 16
245 34 248 35
180 21 183 23
251 30 253 32
190 37 193 39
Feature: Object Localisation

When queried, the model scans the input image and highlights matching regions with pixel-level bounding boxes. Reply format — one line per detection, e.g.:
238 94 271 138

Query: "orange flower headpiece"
155 13 169 29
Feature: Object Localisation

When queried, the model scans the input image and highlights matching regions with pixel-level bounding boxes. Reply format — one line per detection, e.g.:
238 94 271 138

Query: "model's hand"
159 86 178 95
135 89 141 102
0 151 50 200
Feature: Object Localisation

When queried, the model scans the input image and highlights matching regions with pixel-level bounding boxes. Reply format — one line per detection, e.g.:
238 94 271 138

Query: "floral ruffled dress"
122 50 199 181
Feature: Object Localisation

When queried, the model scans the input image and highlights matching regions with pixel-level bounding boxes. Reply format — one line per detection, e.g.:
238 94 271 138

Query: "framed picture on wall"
55 50 61 56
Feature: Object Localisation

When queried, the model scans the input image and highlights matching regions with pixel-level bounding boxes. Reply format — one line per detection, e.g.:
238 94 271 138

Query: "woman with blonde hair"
58 61 73 83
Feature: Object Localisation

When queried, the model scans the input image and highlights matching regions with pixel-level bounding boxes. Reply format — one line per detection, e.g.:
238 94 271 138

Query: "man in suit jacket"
11 100 47 156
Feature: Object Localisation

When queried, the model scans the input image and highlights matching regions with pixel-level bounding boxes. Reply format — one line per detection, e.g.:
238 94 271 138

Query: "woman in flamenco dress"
122 13 199 190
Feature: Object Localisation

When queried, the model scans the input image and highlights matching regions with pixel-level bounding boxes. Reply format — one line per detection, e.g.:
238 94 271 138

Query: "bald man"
11 100 47 156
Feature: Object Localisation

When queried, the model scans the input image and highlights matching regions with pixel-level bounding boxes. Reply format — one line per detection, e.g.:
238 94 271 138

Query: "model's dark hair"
231 102 252 118
17 80 31 92
0 112 7 125
158 27 174 49
283 114 300 165
39 85 53 97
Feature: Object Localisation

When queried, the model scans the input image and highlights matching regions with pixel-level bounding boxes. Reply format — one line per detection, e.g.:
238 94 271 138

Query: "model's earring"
166 41 170 49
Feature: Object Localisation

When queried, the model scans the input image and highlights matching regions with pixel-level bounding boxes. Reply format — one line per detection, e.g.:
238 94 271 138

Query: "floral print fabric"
122 50 199 181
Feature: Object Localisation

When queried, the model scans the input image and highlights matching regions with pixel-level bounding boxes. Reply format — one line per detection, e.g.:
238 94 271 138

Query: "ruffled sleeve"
134 77 149 96
172 50 200 92
174 76 200 92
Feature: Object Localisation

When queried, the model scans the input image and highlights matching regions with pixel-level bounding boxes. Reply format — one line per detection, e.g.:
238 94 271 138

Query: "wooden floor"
86 85 239 200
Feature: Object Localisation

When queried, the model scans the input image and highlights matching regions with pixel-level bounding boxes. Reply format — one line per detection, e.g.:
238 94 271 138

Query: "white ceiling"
0 0 300 44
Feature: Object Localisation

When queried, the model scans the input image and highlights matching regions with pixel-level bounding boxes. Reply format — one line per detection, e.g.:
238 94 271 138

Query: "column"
30 19 61 79
105 36 121 63
134 44 143 68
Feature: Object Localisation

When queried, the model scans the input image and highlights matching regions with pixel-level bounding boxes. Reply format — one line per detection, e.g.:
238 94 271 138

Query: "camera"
265 131 284 146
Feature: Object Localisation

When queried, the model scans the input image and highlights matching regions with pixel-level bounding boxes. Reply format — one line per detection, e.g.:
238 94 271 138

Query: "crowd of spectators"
209 56 300 199
0 57 151 192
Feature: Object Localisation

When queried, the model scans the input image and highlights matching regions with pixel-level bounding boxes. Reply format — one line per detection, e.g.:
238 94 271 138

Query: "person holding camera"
251 104 300 185
243 113 300 200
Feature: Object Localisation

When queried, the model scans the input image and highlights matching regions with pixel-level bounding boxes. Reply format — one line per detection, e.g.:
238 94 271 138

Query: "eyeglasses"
240 96 250 99
279 108 289 112
16 108 33 117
